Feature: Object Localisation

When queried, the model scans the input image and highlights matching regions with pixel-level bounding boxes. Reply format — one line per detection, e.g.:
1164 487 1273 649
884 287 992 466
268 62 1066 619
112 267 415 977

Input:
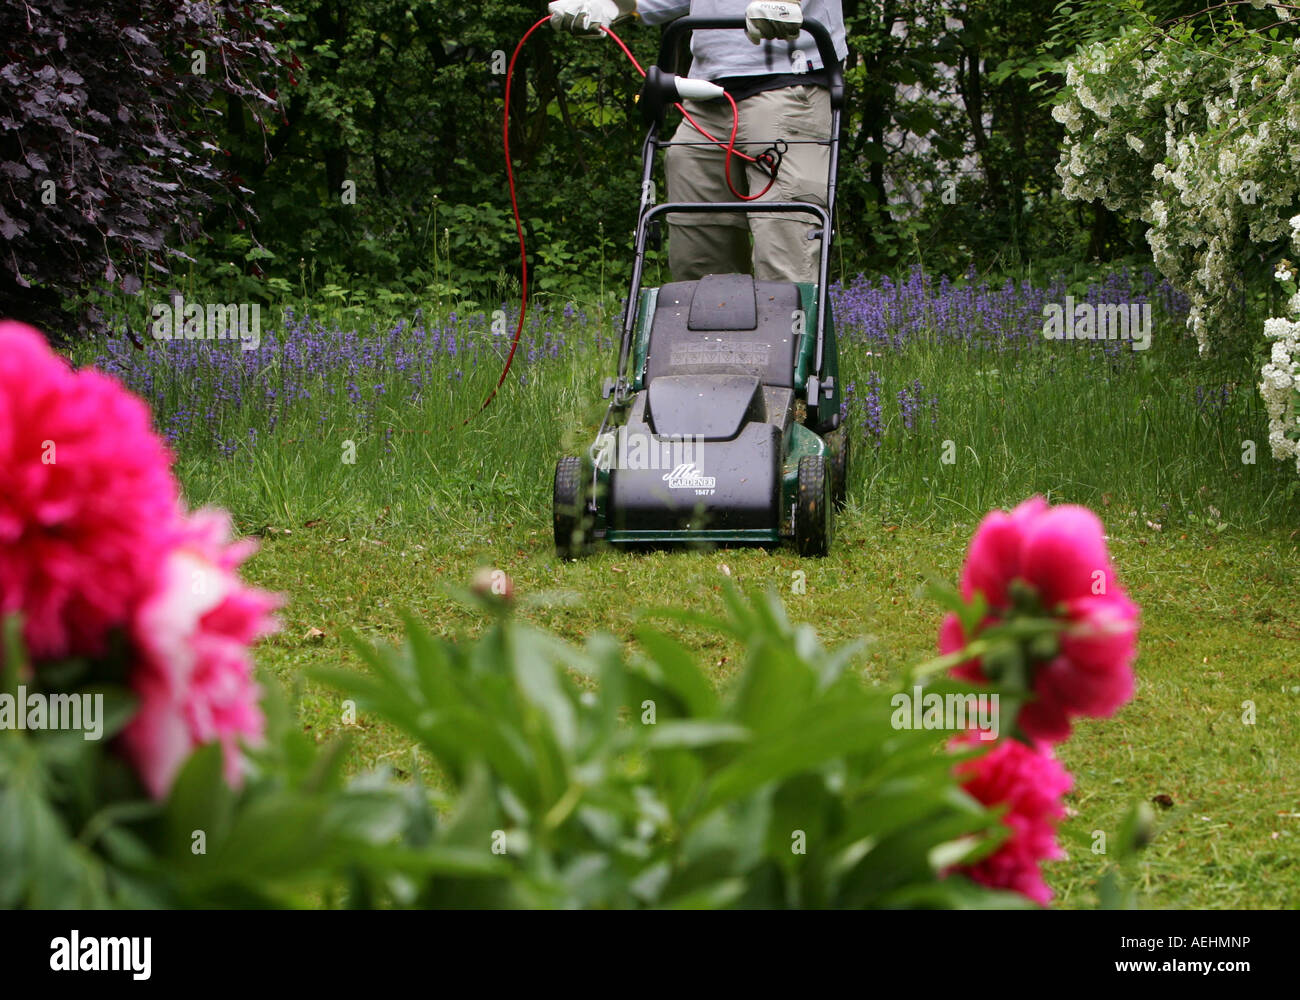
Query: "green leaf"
163 743 234 861
658 877 747 909
644 720 749 750
633 628 719 717
729 642 817 735
700 692 888 812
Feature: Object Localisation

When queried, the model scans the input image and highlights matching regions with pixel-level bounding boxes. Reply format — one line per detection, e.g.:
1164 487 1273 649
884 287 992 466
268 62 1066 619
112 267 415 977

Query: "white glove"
745 0 802 44
548 0 635 36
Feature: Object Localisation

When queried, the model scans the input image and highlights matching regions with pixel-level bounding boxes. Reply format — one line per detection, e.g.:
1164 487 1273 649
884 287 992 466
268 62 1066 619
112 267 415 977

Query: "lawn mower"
553 15 848 558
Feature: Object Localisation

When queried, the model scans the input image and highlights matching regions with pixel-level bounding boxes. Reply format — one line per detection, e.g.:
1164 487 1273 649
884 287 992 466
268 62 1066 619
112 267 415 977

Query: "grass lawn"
80 269 1300 908
237 513 1300 910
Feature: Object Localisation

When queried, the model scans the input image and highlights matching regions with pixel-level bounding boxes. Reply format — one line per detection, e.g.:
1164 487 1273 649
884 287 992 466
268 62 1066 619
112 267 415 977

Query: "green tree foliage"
223 0 652 304
7 0 1158 317
200 0 1103 302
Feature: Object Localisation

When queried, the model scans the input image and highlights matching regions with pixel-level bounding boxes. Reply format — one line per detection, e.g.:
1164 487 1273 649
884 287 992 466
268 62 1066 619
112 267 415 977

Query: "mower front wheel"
795 454 833 557
553 455 594 560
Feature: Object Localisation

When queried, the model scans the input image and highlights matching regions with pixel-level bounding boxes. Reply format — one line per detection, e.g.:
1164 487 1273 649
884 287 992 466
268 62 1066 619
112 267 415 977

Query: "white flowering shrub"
1051 2 1300 472
1261 229 1300 470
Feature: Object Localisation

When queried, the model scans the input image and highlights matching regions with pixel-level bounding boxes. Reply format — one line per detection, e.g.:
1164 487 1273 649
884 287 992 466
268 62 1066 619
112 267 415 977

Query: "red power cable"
466 17 778 424
598 26 778 201
463 15 551 425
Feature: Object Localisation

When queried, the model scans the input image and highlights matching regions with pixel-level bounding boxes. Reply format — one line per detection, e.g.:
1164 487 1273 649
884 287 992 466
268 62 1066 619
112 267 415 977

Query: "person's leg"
737 85 832 285
664 99 750 281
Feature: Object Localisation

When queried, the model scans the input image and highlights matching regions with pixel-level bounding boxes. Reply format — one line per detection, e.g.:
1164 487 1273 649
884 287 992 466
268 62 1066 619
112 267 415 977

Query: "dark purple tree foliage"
0 0 283 336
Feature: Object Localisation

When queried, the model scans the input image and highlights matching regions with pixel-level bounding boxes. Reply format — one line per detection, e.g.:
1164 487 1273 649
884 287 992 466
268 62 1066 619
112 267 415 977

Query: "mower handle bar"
638 200 829 228
655 15 844 110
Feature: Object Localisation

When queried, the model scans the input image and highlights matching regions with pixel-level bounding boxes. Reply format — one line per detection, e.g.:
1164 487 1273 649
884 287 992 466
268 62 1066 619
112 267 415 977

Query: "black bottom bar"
2 908 1289 987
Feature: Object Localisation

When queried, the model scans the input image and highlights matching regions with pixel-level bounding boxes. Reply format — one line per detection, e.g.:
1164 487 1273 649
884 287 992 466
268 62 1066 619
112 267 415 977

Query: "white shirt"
636 0 848 81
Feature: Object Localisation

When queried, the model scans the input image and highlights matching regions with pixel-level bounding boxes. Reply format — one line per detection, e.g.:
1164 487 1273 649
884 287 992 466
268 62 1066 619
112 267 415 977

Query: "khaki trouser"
664 84 831 285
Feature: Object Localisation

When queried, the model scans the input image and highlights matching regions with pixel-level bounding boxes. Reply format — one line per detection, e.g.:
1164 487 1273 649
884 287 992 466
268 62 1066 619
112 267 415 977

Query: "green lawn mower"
554 15 849 559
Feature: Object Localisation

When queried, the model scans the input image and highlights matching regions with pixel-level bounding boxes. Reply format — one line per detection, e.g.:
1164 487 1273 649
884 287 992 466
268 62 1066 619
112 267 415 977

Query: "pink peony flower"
0 321 180 660
120 509 281 798
0 322 280 798
953 736 1073 905
939 496 1139 743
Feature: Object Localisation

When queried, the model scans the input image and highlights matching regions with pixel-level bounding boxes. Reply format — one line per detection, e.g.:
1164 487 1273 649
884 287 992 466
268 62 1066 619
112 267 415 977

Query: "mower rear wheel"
826 424 850 510
795 454 833 557
553 456 593 560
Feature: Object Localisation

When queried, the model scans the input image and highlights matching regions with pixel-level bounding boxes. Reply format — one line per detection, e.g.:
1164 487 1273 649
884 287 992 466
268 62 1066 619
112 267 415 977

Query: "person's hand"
744 0 802 44
548 0 635 36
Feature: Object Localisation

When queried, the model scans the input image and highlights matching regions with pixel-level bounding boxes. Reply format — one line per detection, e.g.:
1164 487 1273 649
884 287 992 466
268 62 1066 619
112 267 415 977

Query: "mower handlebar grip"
654 16 844 110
